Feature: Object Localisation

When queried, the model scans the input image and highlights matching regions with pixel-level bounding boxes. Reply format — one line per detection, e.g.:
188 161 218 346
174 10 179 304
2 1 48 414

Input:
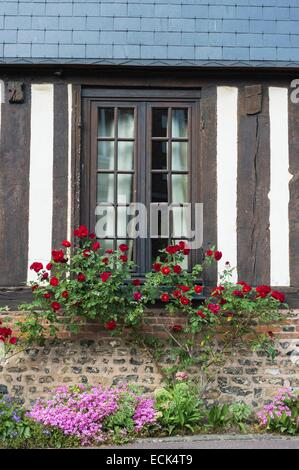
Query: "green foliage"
229 402 253 432
205 404 230 430
155 381 204 435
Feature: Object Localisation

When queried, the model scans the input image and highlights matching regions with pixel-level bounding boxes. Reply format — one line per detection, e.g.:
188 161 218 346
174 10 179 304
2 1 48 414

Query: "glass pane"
97 173 114 203
172 142 188 171
151 239 168 263
117 239 134 261
98 239 114 252
118 141 134 171
172 175 188 203
95 206 115 237
118 108 134 138
98 108 114 137
152 173 168 203
97 141 114 170
152 108 168 137
117 174 133 204
152 141 167 170
172 109 188 138
171 206 189 238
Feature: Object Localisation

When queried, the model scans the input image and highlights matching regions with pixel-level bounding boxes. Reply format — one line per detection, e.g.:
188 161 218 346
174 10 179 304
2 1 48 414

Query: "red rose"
178 241 186 250
43 293 51 299
52 250 65 263
268 331 275 339
106 249 114 254
119 255 128 262
256 285 271 298
233 290 244 298
194 285 203 294
166 245 179 255
119 244 129 252
242 284 252 293
153 262 162 272
30 262 43 273
172 289 181 298
197 310 206 319
173 265 182 274
180 296 190 306
9 337 17 345
62 240 71 248
208 303 220 314
212 285 224 297
172 324 183 333
133 279 141 286
50 277 59 287
102 257 109 265
77 273 86 282
219 298 227 305
100 272 112 282
105 320 117 331
133 292 142 301
161 266 171 275
83 249 91 258
0 327 12 337
89 233 96 239
51 301 61 311
206 249 213 257
46 263 52 271
161 293 170 302
178 285 190 292
74 225 89 238
41 272 49 280
92 242 101 251
183 248 190 255
61 291 69 299
214 250 222 261
31 284 39 292
271 290 286 303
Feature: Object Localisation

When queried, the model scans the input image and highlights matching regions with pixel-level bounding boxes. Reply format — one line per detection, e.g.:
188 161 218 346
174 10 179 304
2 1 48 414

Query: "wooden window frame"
81 88 201 276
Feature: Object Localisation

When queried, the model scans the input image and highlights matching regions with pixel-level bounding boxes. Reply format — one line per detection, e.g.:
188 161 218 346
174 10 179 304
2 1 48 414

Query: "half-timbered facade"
0 1 299 306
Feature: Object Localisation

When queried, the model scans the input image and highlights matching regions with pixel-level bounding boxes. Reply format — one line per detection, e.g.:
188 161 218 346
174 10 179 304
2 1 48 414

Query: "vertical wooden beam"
52 83 69 249
237 86 271 285
200 86 217 286
288 88 299 288
0 80 31 286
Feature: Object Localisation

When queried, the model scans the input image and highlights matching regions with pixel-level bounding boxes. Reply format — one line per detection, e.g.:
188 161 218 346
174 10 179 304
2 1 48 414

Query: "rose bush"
19 226 144 341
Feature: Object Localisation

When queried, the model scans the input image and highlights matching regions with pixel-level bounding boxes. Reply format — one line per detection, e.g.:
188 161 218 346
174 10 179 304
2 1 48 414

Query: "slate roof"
1 0 299 67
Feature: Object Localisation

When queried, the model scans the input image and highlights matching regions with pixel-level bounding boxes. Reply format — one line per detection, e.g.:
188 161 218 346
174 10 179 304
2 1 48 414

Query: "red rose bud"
77 273 86 282
233 290 244 298
183 248 190 255
133 292 142 301
61 291 69 299
52 250 65 263
9 337 17 345
119 255 128 262
51 301 61 311
106 249 114 254
180 296 190 305
166 245 179 255
214 250 222 261
173 265 182 274
161 293 170 302
161 266 171 275
105 320 117 331
242 284 252 293
194 285 203 294
74 225 89 238
89 233 96 239
133 279 141 286
178 285 190 292
31 284 39 292
256 285 271 298
100 272 112 282
271 291 286 303
43 293 51 299
42 272 49 280
153 262 162 272
119 244 129 252
178 241 186 250
102 257 109 265
206 249 213 257
46 263 52 271
172 289 181 298
197 310 206 319
208 303 220 314
50 277 59 287
83 249 91 258
172 324 183 333
62 240 71 248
